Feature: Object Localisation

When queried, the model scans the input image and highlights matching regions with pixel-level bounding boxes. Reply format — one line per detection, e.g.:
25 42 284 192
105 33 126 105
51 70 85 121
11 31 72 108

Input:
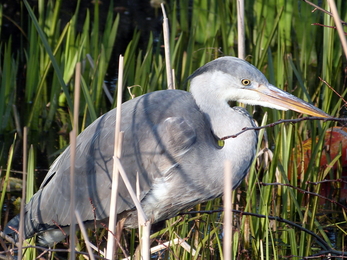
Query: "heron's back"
5 90 222 244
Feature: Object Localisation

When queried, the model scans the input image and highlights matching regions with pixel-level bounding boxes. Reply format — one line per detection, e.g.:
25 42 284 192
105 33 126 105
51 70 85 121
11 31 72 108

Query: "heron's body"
5 57 329 245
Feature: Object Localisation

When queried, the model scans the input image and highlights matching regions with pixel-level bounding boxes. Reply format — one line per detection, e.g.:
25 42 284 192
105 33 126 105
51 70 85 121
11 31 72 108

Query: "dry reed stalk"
69 130 77 259
327 0 347 59
140 220 151 260
106 55 150 259
75 210 96 260
113 158 147 222
223 160 233 260
237 0 245 59
112 156 150 259
161 3 174 89
18 127 27 260
121 237 196 260
69 62 81 260
73 63 81 132
135 172 151 260
106 55 124 260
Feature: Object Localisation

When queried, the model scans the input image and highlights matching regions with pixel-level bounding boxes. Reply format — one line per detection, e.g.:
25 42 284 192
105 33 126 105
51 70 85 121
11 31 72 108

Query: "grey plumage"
4 56 329 245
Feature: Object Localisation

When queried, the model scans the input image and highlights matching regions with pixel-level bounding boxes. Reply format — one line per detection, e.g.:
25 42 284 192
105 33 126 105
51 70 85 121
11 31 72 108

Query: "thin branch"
302 0 347 26
307 179 347 185
179 209 343 256
312 23 347 35
52 219 67 236
260 182 347 211
305 251 347 259
319 77 347 105
180 209 330 249
0 231 20 247
100 223 129 258
221 117 346 140
2 14 28 39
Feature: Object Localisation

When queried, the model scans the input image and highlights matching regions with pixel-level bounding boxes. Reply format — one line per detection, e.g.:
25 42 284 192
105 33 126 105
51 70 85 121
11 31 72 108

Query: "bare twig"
36 249 49 259
52 219 67 236
89 199 100 255
312 23 347 35
260 182 347 211
100 223 129 258
307 179 347 185
0 237 13 260
305 251 347 259
303 0 333 16
302 0 347 26
2 14 28 39
303 0 347 60
0 232 19 250
179 209 337 255
319 77 347 106
221 117 346 140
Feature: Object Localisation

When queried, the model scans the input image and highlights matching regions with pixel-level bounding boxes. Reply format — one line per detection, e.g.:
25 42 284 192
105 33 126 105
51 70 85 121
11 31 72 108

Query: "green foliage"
0 0 346 259
0 38 18 134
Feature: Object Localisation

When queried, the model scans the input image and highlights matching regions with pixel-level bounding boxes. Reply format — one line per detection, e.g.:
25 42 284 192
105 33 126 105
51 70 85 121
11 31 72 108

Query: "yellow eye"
241 79 251 86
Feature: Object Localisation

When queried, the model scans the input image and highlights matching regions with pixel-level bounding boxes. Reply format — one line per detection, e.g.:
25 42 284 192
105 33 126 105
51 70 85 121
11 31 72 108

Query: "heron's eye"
241 79 251 86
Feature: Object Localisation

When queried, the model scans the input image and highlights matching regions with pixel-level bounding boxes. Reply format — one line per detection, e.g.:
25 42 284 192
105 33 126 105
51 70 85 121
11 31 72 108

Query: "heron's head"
188 56 330 118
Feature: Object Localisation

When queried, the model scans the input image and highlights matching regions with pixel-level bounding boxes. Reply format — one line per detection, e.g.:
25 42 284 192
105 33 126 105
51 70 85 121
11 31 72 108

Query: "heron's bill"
256 85 331 118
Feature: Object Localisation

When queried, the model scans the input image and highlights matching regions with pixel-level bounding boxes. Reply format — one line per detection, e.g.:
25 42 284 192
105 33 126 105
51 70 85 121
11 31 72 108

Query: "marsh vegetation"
0 0 347 259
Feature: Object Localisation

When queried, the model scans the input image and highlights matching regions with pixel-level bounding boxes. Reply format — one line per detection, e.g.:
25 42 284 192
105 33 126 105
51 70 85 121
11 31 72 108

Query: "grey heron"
4 56 330 245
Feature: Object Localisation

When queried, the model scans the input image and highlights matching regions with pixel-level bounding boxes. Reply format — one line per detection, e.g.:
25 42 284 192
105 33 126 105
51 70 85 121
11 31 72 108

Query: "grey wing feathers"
7 90 201 239
156 117 197 157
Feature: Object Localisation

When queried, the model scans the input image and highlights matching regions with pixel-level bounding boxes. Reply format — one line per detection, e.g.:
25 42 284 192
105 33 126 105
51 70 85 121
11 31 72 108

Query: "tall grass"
0 0 346 259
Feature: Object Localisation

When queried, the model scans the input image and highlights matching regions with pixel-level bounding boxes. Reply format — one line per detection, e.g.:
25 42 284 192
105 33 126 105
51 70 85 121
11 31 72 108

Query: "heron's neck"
190 80 251 138
190 77 257 189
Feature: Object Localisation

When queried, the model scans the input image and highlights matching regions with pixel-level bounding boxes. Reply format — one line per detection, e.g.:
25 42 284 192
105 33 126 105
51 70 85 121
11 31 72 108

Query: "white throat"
189 71 258 183
189 72 254 138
